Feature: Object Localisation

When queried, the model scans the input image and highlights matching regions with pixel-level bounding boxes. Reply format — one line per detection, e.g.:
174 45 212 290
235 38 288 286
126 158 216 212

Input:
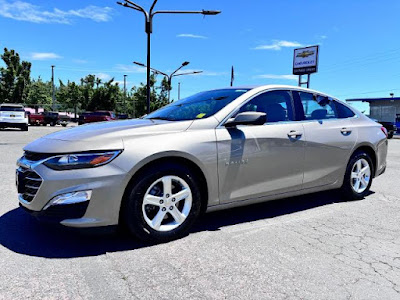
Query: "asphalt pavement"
0 126 399 299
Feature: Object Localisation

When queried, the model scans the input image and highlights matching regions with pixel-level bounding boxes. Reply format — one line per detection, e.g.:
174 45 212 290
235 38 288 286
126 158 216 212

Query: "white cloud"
254 74 297 81
95 73 112 81
320 35 328 39
30 52 62 60
253 40 303 50
0 0 113 24
177 33 208 39
114 64 147 74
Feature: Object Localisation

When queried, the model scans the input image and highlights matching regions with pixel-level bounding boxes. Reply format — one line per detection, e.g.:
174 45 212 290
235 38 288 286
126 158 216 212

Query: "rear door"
292 91 357 189
216 90 306 203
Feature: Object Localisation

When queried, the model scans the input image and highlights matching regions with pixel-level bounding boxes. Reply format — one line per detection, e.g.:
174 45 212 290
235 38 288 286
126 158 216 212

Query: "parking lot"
0 126 399 299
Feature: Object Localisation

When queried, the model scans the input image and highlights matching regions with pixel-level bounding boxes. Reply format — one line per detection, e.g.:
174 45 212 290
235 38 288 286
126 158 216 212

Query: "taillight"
381 126 388 137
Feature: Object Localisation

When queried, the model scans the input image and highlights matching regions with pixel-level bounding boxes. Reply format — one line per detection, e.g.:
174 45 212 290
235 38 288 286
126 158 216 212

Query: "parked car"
0 103 28 131
17 85 388 242
369 118 397 139
78 111 116 125
58 114 71 127
29 111 59 126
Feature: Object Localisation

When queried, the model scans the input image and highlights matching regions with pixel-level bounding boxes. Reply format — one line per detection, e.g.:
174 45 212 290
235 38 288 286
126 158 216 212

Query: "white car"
0 103 28 131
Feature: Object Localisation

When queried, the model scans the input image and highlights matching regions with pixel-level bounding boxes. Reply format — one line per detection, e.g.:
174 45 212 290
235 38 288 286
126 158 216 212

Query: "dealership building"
347 97 400 125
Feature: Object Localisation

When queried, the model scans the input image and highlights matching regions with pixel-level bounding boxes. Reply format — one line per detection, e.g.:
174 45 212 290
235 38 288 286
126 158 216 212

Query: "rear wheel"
388 132 394 139
121 163 202 242
21 125 28 131
341 151 373 200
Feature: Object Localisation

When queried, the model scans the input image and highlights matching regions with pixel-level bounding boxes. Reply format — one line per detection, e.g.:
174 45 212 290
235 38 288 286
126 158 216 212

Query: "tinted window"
299 92 337 120
0 106 24 112
145 89 250 121
238 90 293 123
335 101 355 118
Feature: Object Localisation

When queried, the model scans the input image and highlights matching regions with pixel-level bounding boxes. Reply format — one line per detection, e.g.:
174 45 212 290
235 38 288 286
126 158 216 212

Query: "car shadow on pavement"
0 190 373 258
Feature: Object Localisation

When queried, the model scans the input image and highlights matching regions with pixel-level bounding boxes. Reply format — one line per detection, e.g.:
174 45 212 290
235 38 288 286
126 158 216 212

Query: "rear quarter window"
335 101 356 119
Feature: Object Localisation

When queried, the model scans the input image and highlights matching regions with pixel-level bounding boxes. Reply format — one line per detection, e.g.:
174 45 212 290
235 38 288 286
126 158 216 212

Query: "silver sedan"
16 85 388 242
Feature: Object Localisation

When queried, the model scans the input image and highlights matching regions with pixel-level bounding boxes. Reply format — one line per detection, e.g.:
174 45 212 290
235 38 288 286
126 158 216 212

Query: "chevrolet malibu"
17 85 388 242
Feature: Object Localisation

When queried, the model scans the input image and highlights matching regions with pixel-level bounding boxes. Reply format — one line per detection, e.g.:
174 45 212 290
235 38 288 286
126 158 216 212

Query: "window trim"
218 89 297 128
292 91 358 122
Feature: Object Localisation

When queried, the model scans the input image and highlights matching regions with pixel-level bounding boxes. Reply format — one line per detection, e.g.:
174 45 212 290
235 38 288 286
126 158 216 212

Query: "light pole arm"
172 71 203 77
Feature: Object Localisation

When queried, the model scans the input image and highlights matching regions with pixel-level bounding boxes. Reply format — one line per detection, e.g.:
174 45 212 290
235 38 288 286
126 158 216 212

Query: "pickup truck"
78 111 116 125
28 112 59 126
370 118 397 139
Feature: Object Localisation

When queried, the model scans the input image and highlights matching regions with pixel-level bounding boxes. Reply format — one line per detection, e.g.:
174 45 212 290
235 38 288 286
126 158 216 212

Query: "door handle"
340 128 352 135
287 130 303 139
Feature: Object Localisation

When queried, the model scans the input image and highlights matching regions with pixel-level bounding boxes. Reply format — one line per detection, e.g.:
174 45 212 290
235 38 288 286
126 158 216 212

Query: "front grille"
17 167 43 202
24 151 55 162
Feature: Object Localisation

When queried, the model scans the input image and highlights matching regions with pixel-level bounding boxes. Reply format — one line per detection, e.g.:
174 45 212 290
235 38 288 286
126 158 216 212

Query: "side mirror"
224 112 267 127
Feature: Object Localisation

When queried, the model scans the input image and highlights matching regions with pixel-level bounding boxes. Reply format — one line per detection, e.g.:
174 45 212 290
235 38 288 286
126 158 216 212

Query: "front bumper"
19 201 89 223
0 121 27 128
17 156 130 228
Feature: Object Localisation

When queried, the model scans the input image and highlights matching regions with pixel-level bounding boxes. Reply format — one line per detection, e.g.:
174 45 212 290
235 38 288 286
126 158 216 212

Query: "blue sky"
1 0 400 112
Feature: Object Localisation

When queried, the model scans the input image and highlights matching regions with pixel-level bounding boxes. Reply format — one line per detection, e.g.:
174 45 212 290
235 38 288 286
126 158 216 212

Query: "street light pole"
51 65 55 111
123 74 127 113
133 61 202 102
117 0 220 114
178 82 181 100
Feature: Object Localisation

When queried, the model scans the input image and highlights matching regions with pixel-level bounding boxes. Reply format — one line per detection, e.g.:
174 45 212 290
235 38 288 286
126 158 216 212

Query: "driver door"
216 90 305 204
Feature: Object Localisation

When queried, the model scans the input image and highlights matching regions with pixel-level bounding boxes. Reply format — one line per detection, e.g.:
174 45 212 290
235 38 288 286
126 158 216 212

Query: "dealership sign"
293 45 319 75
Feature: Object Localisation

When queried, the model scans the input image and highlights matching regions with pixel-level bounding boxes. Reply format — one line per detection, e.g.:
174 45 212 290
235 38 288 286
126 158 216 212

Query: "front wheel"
341 151 373 200
121 163 202 242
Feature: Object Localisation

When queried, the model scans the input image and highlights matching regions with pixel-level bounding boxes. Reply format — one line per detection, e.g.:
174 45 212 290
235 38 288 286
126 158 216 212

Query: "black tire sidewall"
122 163 202 242
342 151 373 200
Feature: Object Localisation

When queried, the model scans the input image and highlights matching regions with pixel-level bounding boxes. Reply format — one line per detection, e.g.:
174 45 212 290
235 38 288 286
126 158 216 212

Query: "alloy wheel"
351 158 371 194
142 175 192 232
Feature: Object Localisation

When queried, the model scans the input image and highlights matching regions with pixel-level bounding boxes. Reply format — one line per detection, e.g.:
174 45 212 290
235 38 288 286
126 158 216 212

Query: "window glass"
335 101 355 118
0 106 24 112
299 92 337 120
238 90 293 123
145 89 250 121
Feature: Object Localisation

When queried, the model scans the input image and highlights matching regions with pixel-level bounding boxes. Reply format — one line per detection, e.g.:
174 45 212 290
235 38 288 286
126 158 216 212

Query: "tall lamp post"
117 0 220 114
133 61 202 102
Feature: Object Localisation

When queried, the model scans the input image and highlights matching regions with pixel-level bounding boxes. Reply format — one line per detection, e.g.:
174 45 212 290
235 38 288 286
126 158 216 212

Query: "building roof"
347 97 400 102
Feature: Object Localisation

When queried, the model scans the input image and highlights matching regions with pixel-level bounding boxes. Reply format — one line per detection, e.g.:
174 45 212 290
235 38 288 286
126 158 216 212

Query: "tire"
388 132 393 139
21 125 28 131
62 124 67 127
341 151 374 200
50 121 56 126
121 163 202 242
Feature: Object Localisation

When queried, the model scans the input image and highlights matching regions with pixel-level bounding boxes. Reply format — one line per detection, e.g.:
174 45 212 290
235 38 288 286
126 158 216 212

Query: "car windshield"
0 106 24 112
145 89 250 121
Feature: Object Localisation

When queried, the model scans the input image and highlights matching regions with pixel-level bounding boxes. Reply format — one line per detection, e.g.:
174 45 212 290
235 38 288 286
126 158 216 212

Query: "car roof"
212 84 337 99
0 103 25 107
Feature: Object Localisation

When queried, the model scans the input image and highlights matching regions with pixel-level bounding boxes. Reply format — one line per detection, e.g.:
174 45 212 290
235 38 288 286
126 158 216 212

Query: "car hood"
24 119 193 154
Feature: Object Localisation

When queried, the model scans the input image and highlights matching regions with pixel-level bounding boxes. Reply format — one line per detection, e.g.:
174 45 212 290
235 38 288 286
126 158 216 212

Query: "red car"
78 111 116 125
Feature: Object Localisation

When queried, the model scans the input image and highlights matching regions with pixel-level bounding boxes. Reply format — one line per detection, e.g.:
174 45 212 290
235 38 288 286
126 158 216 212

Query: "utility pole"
123 74 127 114
178 82 181 100
51 65 56 111
117 0 220 113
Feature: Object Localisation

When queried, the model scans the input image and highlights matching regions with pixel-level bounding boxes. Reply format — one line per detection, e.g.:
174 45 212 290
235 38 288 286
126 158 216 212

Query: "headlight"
43 151 122 170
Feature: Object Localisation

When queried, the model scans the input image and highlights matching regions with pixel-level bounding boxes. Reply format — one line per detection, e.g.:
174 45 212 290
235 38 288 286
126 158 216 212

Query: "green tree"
131 73 169 117
57 80 82 118
26 77 52 112
0 48 31 103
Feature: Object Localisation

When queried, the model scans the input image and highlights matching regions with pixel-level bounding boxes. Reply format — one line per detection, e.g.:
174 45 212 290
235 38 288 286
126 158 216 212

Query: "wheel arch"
119 153 210 222
350 143 377 176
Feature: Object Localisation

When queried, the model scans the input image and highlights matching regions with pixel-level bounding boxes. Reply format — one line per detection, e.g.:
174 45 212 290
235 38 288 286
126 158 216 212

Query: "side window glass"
335 101 355 118
299 92 337 120
238 90 293 123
